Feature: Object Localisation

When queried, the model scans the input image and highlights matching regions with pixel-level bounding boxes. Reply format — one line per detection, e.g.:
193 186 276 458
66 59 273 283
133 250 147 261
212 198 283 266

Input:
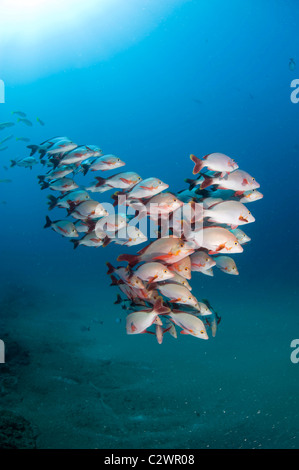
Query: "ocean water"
0 0 298 449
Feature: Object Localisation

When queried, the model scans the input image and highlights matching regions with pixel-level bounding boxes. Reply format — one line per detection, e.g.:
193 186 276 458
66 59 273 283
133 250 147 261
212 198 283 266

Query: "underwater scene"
0 0 298 450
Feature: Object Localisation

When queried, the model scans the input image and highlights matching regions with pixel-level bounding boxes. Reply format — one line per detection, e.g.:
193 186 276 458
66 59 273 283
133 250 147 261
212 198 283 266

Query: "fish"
47 189 90 211
0 135 13 144
39 165 76 182
40 177 79 192
189 226 243 254
10 157 38 169
37 117 45 126
154 283 200 309
168 256 192 280
237 189 263 203
71 231 105 249
0 147 8 152
129 192 183 221
117 237 194 267
168 310 208 339
104 225 148 247
215 256 239 275
69 200 108 220
94 214 127 236
134 262 175 283
57 146 102 167
87 172 142 193
197 302 213 316
200 169 260 192
190 251 216 272
17 118 33 127
0 122 15 130
40 138 78 157
11 111 27 117
44 216 78 238
16 137 30 142
0 179 12 183
203 200 255 228
190 153 238 175
82 154 125 174
126 297 170 335
231 228 251 245
164 272 192 290
123 177 169 200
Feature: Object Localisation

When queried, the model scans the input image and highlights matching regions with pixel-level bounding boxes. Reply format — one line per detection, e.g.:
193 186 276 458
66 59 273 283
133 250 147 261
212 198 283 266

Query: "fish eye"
179 242 184 248
200 330 205 334
248 211 251 215
234 241 238 245
188 296 192 300
184 267 188 271
252 177 255 181
164 270 168 273
206 258 209 262
158 181 162 185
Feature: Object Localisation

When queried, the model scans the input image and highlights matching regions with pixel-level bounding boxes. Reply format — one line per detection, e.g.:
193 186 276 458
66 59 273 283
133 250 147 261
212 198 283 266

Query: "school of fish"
17 137 262 344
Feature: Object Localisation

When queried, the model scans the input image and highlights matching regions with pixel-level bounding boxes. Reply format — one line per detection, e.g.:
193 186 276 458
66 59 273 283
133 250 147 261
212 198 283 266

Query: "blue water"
0 0 298 449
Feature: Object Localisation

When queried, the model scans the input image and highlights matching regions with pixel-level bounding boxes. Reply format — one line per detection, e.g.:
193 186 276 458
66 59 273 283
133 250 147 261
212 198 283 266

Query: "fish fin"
106 262 115 275
114 294 122 305
190 154 204 174
180 330 189 335
95 176 106 187
184 178 197 190
148 275 158 284
153 296 171 315
10 160 16 167
117 253 140 267
47 195 58 211
231 224 238 230
200 175 214 190
70 239 80 249
40 181 49 190
110 275 119 286
44 216 52 229
27 144 38 156
102 236 111 248
82 164 89 176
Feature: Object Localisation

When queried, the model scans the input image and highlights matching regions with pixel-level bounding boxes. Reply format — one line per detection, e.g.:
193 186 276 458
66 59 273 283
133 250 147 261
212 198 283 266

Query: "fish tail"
37 175 45 183
82 164 89 176
10 160 16 167
27 144 39 156
114 294 122 305
106 262 115 275
184 178 197 190
117 253 140 267
102 236 111 248
110 275 119 286
40 181 49 190
70 239 80 249
47 195 58 211
190 154 204 174
95 176 106 187
44 216 52 229
153 297 171 315
200 175 214 190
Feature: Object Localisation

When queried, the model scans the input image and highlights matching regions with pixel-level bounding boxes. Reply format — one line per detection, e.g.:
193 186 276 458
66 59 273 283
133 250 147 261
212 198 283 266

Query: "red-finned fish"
168 310 209 339
190 251 216 272
69 200 108 220
237 189 263 203
103 225 147 247
190 152 238 175
47 189 90 211
200 169 260 191
117 237 194 267
203 200 255 228
57 146 102 166
87 172 142 193
214 256 239 275
71 231 105 249
134 262 175 283
163 272 192 290
129 192 183 221
40 177 79 192
124 177 169 199
82 154 125 174
168 256 192 280
44 216 78 238
189 226 243 254
126 297 170 335
154 283 200 309
94 214 127 236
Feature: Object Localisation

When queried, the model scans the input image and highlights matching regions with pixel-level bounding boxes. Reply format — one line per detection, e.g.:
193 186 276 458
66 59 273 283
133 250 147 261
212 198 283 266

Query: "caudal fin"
81 164 89 176
190 154 204 174
70 239 80 249
184 178 197 191
95 176 106 187
10 160 17 167
40 181 50 190
153 296 171 315
47 195 58 211
117 253 140 267
106 262 115 275
44 216 52 229
200 175 214 190
27 144 39 156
